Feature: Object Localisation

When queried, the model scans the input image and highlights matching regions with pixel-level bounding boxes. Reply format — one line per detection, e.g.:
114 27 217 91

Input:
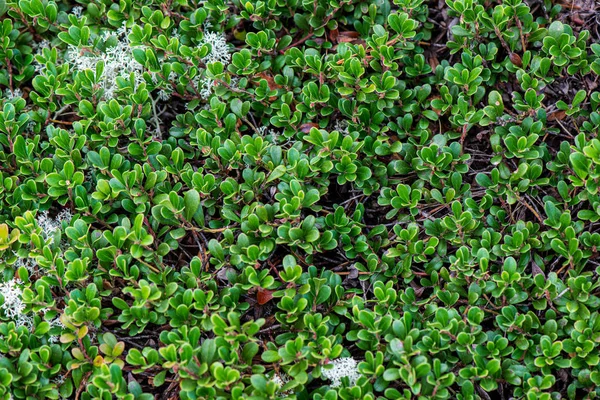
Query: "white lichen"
322 357 361 388
200 31 231 66
14 256 37 275
272 373 286 387
56 209 73 223
157 89 170 101
32 40 53 74
15 313 33 330
71 6 83 18
271 372 292 395
5 88 22 100
47 312 65 343
197 76 215 99
258 126 280 143
37 209 72 243
66 25 144 99
189 31 232 99
32 39 50 52
0 279 32 328
334 119 349 135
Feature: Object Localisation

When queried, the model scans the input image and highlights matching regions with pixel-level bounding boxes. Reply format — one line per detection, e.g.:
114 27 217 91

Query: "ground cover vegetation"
0 0 599 398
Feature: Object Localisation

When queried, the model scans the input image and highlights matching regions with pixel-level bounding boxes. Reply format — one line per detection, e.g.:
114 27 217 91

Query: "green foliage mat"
1 0 600 398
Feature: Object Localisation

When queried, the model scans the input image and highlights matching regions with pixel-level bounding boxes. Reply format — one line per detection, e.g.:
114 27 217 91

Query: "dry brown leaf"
337 31 360 43
531 260 546 279
329 28 339 43
548 110 567 122
300 123 319 133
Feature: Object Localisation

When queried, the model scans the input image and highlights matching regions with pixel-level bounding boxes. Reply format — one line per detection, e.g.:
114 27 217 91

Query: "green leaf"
184 189 200 221
383 368 400 381
570 152 590 179
262 350 281 363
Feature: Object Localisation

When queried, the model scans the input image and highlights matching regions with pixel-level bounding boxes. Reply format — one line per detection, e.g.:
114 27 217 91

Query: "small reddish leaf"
257 288 274 305
300 123 319 133
329 28 339 43
572 13 585 25
257 72 282 91
509 52 522 67
428 55 439 71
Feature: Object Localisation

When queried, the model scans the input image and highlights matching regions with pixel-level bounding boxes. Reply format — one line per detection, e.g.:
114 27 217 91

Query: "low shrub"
0 0 599 399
